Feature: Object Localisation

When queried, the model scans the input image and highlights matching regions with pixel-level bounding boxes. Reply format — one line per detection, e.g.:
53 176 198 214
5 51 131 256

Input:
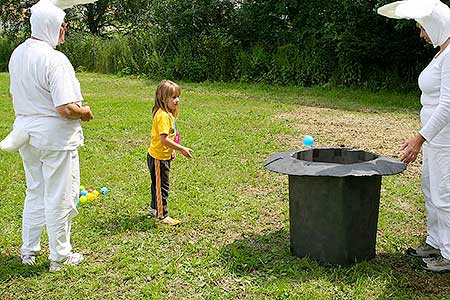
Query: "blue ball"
80 190 88 196
303 135 315 147
100 187 109 195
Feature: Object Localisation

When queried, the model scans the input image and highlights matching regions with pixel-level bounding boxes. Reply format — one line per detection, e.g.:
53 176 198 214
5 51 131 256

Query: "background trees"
0 0 444 90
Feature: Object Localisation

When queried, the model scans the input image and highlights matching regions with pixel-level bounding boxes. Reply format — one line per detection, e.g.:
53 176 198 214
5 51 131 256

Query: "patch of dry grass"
276 106 422 178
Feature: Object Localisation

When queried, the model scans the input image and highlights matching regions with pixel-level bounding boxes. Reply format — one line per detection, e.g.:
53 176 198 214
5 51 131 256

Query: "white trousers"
19 144 79 262
422 143 450 259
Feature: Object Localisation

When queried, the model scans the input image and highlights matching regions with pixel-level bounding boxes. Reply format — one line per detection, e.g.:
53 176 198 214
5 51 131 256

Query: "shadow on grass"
89 212 157 235
220 229 450 297
0 253 47 281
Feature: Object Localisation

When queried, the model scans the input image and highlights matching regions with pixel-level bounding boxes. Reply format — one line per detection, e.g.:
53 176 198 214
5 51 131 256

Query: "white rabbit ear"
49 0 98 10
0 128 29 152
378 1 405 19
378 0 437 19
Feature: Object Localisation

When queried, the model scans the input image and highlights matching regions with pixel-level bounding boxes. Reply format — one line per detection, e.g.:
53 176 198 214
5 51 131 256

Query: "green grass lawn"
1 72 449 300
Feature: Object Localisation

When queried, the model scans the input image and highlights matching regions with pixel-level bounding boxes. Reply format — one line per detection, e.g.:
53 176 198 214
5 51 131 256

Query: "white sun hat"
377 0 450 48
49 0 98 10
0 128 30 152
377 0 438 19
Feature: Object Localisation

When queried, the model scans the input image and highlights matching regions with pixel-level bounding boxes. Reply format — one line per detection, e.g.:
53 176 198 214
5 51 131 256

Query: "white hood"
30 0 65 48
378 0 450 48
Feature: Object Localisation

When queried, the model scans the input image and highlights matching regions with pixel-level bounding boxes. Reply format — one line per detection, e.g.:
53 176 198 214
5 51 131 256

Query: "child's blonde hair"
152 80 181 118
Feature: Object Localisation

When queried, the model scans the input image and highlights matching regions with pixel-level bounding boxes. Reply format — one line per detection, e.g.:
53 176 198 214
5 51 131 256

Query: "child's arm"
160 134 193 158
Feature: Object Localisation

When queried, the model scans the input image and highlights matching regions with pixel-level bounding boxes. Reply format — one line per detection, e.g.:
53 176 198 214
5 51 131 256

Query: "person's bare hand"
80 106 93 122
400 134 425 164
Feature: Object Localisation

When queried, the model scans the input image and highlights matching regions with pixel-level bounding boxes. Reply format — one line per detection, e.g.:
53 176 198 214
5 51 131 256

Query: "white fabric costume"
378 0 450 259
8 0 84 262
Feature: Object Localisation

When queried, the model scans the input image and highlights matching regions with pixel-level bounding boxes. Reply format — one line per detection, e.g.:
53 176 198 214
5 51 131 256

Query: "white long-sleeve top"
419 45 450 146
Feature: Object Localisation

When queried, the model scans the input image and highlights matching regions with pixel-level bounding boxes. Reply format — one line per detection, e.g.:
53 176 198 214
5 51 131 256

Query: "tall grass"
56 32 419 92
0 29 424 93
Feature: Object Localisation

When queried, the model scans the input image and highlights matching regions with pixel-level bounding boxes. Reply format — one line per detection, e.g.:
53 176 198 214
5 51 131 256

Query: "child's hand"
180 146 193 158
171 150 176 160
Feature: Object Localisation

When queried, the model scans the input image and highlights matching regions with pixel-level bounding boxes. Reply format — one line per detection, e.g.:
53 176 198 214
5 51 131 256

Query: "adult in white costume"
378 0 450 272
7 0 94 272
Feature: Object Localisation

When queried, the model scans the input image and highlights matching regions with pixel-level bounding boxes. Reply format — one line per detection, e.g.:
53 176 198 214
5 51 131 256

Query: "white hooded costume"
379 0 450 259
8 0 84 262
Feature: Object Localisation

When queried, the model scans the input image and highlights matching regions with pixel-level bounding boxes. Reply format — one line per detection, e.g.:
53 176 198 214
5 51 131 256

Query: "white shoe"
21 254 36 265
49 253 84 272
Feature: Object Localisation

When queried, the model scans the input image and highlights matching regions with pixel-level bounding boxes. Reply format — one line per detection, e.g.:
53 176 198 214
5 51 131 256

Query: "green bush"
0 35 20 72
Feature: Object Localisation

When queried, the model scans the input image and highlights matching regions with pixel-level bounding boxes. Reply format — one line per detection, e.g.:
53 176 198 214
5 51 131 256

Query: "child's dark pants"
147 153 170 219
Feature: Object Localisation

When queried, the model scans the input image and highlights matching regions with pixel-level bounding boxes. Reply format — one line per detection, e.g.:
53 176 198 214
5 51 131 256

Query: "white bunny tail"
0 128 29 152
50 0 98 10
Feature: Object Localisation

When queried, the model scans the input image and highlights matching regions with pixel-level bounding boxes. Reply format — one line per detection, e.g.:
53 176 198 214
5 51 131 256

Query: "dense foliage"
0 0 444 90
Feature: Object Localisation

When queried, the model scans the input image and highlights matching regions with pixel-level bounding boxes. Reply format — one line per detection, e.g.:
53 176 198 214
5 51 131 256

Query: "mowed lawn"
1 72 449 299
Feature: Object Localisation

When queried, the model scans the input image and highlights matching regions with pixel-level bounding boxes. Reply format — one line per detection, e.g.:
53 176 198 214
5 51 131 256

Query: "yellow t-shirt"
149 109 176 160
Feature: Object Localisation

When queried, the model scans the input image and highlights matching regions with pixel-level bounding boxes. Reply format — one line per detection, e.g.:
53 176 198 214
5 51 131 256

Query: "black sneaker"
149 208 157 218
406 243 440 258
421 255 450 272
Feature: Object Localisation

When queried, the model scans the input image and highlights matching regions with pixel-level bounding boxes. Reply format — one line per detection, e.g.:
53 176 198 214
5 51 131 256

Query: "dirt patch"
275 106 422 178
238 106 423 228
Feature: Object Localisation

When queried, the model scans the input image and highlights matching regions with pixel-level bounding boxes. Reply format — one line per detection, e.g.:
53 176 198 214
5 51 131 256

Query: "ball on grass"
86 193 95 201
100 187 109 195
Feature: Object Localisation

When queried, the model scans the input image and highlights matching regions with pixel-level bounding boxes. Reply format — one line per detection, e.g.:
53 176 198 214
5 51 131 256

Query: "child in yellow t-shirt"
147 80 193 225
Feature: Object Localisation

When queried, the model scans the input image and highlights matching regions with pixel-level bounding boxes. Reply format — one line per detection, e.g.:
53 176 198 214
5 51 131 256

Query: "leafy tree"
0 0 36 33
